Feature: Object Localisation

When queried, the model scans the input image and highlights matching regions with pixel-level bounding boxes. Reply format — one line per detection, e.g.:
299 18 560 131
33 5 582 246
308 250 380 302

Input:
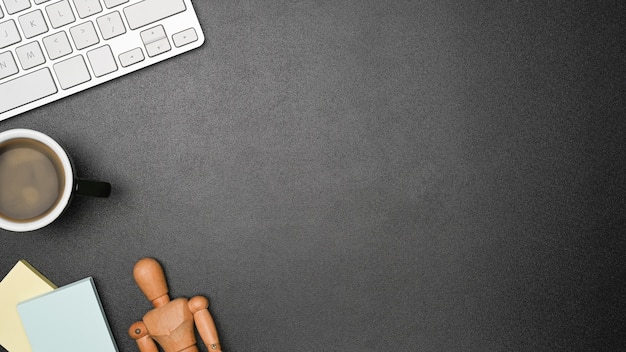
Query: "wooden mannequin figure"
128 258 221 352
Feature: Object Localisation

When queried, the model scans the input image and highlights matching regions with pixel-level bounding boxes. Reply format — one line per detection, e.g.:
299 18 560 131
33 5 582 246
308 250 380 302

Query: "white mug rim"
0 129 74 232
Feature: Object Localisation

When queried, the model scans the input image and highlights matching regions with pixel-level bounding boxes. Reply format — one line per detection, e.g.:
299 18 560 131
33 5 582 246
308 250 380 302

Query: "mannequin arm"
189 296 221 351
129 321 159 352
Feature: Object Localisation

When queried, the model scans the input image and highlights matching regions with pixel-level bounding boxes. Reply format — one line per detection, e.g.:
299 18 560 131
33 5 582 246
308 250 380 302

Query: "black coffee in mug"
0 138 66 221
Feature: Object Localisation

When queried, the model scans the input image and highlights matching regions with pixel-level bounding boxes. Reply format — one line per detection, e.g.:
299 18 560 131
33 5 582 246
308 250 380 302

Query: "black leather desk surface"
1 2 624 351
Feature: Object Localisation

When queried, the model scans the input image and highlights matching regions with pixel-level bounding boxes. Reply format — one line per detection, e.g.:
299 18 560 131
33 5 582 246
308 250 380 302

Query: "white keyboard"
0 0 204 121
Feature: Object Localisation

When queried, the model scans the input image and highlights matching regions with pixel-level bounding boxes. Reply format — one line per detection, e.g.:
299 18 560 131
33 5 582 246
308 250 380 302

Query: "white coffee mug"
0 129 110 232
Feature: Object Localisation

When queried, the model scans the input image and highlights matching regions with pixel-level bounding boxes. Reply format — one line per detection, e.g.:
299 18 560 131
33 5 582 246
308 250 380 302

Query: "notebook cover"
0 260 56 352
17 277 119 352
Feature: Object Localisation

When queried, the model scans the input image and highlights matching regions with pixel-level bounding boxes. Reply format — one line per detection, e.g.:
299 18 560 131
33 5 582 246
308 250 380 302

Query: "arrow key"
172 28 197 48
145 37 170 57
119 47 144 67
140 25 170 57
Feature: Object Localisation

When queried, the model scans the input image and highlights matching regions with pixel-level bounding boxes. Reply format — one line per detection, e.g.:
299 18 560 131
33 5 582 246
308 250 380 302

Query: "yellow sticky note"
0 260 56 352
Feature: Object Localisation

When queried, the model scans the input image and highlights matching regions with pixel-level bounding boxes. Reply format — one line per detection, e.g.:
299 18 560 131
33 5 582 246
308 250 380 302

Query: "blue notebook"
17 277 119 352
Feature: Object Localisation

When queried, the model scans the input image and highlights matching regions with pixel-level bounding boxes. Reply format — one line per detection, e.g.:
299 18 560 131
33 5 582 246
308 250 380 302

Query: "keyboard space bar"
0 68 58 114
124 0 186 30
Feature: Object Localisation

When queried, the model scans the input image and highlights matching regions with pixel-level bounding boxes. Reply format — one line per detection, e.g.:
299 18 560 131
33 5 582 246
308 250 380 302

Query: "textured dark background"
1 1 625 351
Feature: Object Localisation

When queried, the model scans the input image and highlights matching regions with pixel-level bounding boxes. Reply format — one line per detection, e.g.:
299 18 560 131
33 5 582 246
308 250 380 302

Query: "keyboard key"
140 25 169 57
140 24 165 44
72 0 102 18
53 54 90 89
69 21 98 49
0 51 18 79
46 0 76 28
2 0 31 15
0 7 4 18
0 20 21 49
43 31 72 59
144 37 169 57
15 41 45 69
172 28 197 48
102 0 126 8
118 47 143 67
96 11 125 40
0 68 57 114
123 0 185 30
86 44 116 77
34 0 51 4
18 9 48 38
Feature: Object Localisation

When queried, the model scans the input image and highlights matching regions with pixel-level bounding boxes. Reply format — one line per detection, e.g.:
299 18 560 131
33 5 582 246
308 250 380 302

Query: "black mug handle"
74 179 111 198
